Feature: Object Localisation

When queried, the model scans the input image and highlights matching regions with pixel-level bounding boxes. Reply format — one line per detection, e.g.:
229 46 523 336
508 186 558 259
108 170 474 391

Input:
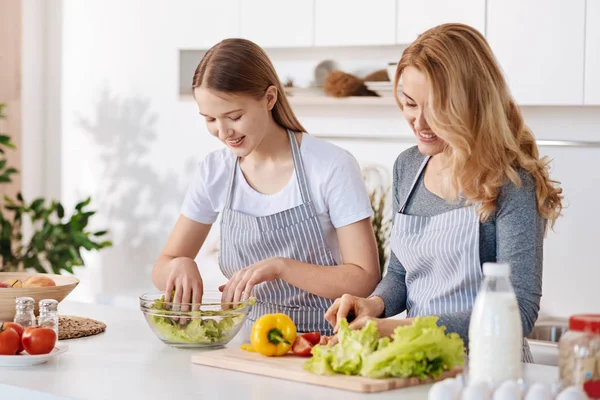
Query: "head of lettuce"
304 316 465 380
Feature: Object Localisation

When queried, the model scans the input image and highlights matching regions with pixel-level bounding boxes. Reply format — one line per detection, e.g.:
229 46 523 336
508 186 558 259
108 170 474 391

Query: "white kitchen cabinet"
539 144 600 317
240 0 314 48
396 0 485 44
487 0 586 105
585 0 600 104
172 0 240 49
314 0 396 46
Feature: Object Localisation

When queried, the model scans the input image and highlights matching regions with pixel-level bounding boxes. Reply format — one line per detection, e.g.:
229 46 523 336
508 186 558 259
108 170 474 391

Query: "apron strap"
224 129 312 210
399 155 430 213
224 154 238 210
287 129 311 204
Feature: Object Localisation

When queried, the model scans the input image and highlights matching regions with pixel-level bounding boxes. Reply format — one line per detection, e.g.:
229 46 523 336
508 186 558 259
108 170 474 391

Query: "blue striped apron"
219 130 336 334
390 156 534 362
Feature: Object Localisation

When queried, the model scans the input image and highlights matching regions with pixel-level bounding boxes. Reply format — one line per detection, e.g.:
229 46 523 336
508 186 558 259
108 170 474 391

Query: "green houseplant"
0 103 112 274
362 165 391 276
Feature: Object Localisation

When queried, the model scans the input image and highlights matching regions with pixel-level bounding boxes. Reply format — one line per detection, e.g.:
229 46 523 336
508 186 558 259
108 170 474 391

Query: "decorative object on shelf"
283 77 295 96
362 165 391 276
313 59 340 87
363 69 390 82
387 62 398 82
323 70 379 98
283 77 294 88
364 81 398 97
0 103 112 274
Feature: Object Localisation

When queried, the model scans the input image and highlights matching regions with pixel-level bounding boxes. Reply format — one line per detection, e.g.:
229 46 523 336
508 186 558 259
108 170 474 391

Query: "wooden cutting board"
191 347 462 393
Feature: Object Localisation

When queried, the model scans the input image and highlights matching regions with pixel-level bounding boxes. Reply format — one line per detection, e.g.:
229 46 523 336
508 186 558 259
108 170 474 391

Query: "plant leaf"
57 203 65 219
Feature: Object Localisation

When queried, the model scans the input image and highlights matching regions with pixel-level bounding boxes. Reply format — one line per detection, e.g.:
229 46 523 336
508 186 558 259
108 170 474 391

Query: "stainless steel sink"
527 323 568 343
526 321 568 366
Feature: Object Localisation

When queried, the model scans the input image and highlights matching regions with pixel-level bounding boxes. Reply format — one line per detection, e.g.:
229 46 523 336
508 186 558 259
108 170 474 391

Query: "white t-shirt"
181 134 374 263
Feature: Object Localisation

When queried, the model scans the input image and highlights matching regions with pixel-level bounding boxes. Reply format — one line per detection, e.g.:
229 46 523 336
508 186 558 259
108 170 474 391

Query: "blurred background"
1 0 599 321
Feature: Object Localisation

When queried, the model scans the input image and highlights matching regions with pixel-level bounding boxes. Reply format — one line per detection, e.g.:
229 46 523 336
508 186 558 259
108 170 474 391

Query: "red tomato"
3 322 24 353
0 323 21 355
300 332 321 346
291 336 313 357
22 326 56 355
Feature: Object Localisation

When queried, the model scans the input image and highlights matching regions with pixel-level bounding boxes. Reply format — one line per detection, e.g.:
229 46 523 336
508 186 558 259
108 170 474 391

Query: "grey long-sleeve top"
371 146 545 343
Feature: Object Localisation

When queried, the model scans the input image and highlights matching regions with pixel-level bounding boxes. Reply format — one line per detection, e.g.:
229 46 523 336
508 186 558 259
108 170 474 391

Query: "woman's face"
400 66 446 156
194 86 277 158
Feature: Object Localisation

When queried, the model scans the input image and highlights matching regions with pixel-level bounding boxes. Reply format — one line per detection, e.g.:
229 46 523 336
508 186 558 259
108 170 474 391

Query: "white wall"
22 0 600 316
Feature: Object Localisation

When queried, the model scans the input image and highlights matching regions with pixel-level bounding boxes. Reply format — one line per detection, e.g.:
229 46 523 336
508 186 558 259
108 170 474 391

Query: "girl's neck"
244 122 292 164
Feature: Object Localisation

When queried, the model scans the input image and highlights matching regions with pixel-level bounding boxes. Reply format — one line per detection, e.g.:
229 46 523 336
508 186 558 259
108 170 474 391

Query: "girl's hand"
219 257 285 306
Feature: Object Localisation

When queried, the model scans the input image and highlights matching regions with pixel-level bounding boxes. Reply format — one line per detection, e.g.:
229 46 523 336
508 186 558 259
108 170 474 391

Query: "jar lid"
569 314 600 334
584 380 600 398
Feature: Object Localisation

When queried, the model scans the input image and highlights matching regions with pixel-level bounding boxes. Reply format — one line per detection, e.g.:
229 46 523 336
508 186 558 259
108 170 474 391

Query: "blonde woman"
152 39 380 334
325 23 563 360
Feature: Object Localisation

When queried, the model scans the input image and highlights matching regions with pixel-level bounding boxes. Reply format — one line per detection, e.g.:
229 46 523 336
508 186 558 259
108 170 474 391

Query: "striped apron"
390 156 534 362
219 130 336 334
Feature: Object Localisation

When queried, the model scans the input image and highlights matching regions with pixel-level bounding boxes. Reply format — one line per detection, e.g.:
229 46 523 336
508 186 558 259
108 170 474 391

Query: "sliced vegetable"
240 343 256 352
300 332 321 346
292 336 314 357
250 313 297 357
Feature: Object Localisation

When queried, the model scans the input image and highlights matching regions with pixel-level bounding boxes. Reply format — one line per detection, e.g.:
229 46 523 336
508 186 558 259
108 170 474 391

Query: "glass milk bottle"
468 262 523 388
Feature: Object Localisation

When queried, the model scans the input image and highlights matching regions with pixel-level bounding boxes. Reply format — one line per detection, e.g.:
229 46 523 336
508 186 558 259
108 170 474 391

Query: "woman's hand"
219 257 285 305
325 294 385 333
165 257 204 309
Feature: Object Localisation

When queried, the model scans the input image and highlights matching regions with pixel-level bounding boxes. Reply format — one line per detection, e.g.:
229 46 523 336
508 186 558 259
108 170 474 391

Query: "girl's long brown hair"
394 23 563 227
192 38 305 133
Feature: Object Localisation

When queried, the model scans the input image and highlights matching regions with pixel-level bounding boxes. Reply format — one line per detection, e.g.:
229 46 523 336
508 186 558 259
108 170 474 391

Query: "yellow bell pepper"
250 313 297 357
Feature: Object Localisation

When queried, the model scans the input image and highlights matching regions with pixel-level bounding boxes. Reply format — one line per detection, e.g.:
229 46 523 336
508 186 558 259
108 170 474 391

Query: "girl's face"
194 86 277 158
400 66 446 156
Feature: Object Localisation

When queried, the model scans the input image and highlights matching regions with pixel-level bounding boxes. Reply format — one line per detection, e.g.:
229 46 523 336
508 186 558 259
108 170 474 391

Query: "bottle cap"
482 262 510 277
39 299 59 311
15 296 34 305
569 314 600 335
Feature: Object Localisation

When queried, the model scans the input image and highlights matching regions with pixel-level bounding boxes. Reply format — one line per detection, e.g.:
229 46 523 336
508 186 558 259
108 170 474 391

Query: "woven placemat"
58 315 107 340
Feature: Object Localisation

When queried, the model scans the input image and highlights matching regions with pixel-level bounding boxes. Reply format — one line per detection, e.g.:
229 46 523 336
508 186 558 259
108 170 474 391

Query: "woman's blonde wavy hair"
393 23 563 227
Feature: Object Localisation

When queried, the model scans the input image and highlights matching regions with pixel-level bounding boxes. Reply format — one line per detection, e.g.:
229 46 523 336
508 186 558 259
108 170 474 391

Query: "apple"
22 275 56 288
2 278 23 288
0 282 8 288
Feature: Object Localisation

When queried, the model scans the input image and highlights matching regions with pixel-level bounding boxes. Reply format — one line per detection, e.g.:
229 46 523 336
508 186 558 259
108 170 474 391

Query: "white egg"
462 382 492 400
525 383 553 400
442 378 463 398
493 380 522 400
556 386 589 400
429 381 458 400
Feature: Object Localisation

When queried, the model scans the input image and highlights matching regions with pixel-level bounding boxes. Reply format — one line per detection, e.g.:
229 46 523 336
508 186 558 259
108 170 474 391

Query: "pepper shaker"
38 299 59 340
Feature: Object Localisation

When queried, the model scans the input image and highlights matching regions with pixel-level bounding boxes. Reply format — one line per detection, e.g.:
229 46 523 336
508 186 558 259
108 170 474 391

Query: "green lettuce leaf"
304 316 465 380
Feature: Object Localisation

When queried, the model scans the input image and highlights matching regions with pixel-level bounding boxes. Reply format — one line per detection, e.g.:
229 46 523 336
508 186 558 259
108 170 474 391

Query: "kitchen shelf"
179 89 399 107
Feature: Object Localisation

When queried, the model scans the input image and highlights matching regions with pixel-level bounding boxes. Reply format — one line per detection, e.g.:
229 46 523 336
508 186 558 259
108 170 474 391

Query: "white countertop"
0 301 560 400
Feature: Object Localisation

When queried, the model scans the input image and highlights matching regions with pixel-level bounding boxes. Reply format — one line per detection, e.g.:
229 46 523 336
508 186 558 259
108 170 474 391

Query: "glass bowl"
139 293 253 348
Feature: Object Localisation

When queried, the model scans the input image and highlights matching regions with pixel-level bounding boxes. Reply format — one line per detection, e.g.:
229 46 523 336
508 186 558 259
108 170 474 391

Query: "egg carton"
428 375 589 400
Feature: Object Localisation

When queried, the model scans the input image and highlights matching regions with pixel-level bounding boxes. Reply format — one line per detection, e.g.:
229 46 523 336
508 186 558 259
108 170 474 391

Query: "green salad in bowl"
139 293 255 348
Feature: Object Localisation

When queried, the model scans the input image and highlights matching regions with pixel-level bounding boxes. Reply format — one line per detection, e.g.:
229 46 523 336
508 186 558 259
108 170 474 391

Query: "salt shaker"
14 297 36 328
38 299 59 340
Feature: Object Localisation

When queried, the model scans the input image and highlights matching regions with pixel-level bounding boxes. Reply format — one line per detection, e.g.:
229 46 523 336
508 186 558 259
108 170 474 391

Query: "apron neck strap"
224 129 311 209
287 129 311 204
399 155 430 213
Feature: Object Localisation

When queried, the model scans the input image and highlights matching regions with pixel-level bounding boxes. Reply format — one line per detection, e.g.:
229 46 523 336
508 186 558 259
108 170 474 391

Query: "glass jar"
13 297 36 328
559 314 600 399
38 299 59 340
